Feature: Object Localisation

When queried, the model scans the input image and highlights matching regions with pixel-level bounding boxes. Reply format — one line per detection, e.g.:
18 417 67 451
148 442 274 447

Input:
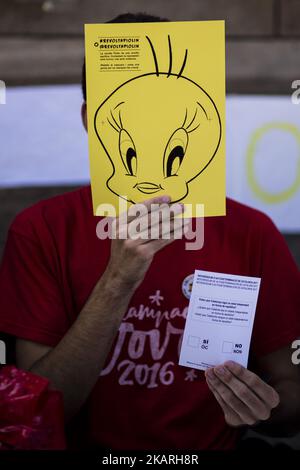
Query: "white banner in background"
227 96 300 232
0 87 299 231
0 85 89 187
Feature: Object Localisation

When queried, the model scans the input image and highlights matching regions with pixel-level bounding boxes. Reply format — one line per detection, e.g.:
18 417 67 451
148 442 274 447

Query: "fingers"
206 378 243 427
224 361 280 408
125 196 171 223
107 196 190 286
116 196 170 238
116 218 190 265
145 220 190 252
205 362 280 427
129 202 186 242
116 195 189 243
152 213 190 239
205 368 259 425
214 366 271 420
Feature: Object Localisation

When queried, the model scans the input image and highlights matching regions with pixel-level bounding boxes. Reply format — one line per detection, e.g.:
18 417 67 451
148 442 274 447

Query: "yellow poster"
85 20 226 217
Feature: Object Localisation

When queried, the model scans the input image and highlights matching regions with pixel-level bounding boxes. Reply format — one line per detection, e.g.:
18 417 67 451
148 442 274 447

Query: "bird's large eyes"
119 129 137 176
164 128 188 177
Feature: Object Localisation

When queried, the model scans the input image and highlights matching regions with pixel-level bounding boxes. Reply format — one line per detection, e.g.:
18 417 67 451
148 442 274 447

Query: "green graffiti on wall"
246 122 300 204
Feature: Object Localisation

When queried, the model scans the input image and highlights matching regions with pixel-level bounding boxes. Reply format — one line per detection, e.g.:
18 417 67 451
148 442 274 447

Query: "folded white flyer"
179 270 261 371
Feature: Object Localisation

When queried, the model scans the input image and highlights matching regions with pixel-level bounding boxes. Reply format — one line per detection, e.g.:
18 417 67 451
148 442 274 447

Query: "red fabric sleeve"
251 216 300 357
0 227 69 347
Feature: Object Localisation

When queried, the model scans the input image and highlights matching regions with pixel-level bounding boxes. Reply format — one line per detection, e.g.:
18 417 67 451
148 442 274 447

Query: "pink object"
0 366 65 450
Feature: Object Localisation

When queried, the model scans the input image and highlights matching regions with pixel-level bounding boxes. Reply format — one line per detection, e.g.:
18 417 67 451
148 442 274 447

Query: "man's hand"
205 361 280 427
106 195 190 290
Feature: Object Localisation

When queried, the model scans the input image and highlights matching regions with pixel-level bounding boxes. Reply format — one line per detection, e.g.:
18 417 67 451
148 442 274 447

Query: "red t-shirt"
0 186 300 450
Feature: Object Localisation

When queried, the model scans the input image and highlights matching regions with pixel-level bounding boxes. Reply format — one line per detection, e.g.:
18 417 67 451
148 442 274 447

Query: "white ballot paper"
179 270 261 371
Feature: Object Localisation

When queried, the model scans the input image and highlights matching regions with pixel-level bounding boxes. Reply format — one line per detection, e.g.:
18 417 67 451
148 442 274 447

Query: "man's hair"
81 12 168 102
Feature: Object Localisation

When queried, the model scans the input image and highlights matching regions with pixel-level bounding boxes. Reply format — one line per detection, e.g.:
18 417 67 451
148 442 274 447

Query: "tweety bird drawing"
93 35 222 204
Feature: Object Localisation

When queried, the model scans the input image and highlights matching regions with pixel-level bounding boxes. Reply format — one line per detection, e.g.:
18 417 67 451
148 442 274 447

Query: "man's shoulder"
9 186 92 239
223 198 277 238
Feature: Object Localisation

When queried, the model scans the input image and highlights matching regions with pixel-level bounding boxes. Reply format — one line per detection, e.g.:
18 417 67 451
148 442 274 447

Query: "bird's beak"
135 182 162 194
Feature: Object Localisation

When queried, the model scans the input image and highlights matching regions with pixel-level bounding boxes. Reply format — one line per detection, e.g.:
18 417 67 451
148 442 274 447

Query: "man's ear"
81 102 88 131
